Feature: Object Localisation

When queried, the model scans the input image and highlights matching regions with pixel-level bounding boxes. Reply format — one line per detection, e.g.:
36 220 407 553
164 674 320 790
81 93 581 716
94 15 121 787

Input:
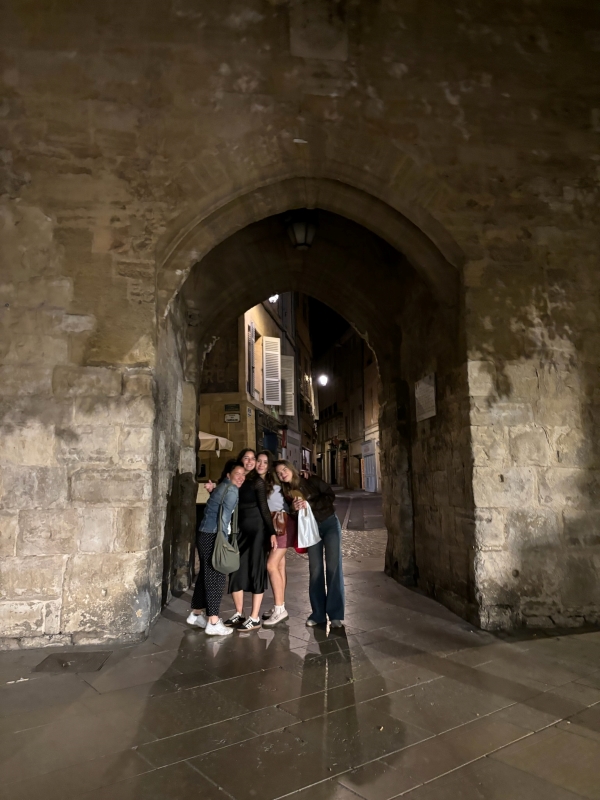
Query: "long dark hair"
256 450 276 495
236 447 257 462
273 459 305 499
218 458 244 484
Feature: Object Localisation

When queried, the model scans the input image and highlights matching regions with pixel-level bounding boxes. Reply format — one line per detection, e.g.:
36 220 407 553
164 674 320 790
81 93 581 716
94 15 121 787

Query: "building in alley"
198 292 315 480
315 330 381 493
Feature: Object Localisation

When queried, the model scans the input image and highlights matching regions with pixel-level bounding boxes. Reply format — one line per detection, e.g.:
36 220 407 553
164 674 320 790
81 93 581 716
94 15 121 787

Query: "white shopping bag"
297 503 321 548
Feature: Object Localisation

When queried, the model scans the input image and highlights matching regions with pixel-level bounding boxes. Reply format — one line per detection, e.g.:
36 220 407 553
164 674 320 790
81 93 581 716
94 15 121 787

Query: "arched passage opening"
155 188 476 625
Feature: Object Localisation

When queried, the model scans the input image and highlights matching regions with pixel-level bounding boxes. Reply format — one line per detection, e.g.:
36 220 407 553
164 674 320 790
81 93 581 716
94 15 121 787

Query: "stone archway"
156 185 475 626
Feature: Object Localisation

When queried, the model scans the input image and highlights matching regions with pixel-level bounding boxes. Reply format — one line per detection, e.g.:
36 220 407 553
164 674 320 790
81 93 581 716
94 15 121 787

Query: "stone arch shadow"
154 178 478 626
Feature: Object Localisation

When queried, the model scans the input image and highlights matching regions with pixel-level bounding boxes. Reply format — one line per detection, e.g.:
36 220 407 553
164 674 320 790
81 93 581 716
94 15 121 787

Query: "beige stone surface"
17 509 80 556
60 552 152 634
70 469 151 506
0 556 67 601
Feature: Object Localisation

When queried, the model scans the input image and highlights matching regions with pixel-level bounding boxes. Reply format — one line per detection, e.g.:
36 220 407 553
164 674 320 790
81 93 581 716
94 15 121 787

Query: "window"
247 321 256 395
263 336 282 405
281 354 295 416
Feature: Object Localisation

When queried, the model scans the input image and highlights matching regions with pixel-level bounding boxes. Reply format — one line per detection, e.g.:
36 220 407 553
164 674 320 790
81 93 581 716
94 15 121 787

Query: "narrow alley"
1 499 599 800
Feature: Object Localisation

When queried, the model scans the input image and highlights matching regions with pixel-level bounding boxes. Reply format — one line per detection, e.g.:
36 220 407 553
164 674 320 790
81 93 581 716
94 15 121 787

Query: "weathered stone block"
561 551 600 607
563 509 600 546
505 507 561 550
509 426 551 466
432 470 450 506
52 366 122 397
56 425 118 464
467 360 496 397
73 396 155 426
70 469 151 506
123 370 153 396
114 507 150 552
0 421 56 466
502 362 540 400
0 556 66 600
7 335 69 366
178 446 195 474
556 428 599 468
473 467 536 509
60 314 96 333
0 600 45 637
17 509 80 555
0 466 68 509
0 367 53 396
61 552 151 634
0 511 18 557
79 508 115 553
471 400 534 427
118 426 153 466
539 468 600 508
474 507 506 549
472 424 508 466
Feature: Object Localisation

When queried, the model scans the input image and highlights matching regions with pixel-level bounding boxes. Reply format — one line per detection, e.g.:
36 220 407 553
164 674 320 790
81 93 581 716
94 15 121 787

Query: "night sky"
308 296 350 360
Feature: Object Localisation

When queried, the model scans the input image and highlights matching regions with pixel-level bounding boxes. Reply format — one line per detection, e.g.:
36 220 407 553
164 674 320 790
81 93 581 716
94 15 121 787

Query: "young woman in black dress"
226 448 277 632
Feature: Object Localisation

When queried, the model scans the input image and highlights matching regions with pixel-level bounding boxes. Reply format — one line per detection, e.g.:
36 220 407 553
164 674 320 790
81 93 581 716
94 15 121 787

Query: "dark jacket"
298 476 336 524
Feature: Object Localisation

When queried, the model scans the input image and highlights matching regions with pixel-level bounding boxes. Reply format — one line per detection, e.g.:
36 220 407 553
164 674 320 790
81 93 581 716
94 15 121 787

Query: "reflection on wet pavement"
1 539 599 800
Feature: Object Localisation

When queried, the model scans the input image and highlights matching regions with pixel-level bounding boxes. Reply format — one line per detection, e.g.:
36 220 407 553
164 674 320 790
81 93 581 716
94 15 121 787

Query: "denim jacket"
199 479 239 536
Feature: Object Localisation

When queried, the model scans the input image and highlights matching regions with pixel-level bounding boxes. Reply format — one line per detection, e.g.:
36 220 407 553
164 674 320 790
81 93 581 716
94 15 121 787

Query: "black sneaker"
238 617 261 632
224 612 246 627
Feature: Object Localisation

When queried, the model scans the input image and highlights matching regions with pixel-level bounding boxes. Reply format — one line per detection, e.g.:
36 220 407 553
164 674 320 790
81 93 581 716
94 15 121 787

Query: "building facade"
315 331 381 492
198 293 313 482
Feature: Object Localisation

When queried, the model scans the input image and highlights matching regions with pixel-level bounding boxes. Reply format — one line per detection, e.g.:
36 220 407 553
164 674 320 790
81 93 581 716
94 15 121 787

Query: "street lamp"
317 374 329 387
268 294 279 303
285 209 317 250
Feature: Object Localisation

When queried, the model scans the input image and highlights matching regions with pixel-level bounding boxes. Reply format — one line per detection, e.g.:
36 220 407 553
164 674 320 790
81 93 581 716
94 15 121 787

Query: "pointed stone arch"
155 124 466 319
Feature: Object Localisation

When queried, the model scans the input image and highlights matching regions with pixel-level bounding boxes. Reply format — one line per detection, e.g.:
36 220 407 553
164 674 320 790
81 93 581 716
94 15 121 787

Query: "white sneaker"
263 608 289 627
330 620 344 628
186 611 207 629
205 619 234 636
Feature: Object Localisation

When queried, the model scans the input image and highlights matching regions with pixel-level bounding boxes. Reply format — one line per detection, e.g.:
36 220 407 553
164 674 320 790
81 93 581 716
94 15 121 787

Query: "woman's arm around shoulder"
254 476 277 537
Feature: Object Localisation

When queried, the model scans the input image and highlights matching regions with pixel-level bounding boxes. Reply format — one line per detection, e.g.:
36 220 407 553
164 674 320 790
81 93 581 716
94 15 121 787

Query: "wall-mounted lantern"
285 209 317 250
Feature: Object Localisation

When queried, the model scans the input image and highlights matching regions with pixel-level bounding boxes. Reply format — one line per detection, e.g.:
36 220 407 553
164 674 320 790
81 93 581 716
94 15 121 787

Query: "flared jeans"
307 513 345 623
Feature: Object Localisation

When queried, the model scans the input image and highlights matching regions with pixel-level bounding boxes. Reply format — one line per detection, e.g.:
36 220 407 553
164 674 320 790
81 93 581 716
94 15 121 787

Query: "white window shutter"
247 322 255 395
281 355 295 416
263 336 281 405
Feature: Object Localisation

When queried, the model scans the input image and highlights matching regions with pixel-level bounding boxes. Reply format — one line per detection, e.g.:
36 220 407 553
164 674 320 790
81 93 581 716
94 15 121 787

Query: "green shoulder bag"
212 491 240 575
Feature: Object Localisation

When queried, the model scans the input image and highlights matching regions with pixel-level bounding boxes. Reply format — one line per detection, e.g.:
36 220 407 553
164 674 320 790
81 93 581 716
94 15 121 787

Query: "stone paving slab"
0 533 598 800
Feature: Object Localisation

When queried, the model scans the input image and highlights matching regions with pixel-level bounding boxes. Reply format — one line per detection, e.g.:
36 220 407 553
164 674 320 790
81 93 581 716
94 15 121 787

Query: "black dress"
228 475 276 594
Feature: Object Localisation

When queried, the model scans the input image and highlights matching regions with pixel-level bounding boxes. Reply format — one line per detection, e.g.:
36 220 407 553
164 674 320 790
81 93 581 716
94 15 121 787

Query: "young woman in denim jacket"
187 460 246 636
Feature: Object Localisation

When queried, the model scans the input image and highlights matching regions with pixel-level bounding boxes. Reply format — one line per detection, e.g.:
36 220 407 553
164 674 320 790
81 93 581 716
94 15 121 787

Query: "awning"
198 431 234 457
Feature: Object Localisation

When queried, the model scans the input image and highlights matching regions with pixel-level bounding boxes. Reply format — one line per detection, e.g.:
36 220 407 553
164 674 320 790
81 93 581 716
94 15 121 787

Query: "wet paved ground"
1 507 600 799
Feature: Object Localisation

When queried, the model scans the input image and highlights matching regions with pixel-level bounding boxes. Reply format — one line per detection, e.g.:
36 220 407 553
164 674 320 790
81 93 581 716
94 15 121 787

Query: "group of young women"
186 448 345 636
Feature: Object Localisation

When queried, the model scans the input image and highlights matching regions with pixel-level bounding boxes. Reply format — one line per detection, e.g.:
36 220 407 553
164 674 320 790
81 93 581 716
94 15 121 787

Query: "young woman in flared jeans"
275 460 345 628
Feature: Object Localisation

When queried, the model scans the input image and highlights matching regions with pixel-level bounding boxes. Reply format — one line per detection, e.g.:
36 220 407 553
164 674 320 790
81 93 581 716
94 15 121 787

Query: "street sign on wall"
224 413 241 423
415 373 436 422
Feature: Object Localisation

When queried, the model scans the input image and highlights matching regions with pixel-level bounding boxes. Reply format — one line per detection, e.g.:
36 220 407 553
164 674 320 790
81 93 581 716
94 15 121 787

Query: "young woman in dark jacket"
275 460 345 628
226 448 277 632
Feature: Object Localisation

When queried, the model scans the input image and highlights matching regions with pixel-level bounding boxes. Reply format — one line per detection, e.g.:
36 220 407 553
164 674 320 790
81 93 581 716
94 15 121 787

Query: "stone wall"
1 0 599 643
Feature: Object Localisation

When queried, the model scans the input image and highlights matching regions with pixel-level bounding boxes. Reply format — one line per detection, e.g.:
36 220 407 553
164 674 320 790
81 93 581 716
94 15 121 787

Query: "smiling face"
256 453 269 476
228 466 246 488
276 464 293 484
241 451 256 472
